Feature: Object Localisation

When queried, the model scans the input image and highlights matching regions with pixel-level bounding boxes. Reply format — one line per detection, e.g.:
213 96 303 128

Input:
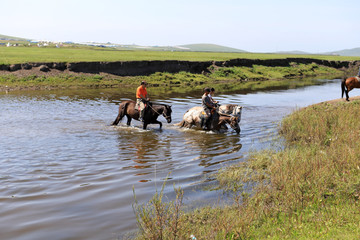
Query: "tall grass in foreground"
133 101 360 239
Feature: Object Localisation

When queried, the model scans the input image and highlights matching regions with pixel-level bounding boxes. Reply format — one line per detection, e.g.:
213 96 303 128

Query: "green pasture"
0 46 359 64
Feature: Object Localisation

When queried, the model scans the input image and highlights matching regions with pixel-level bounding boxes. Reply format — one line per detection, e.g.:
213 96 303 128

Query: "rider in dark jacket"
201 87 216 129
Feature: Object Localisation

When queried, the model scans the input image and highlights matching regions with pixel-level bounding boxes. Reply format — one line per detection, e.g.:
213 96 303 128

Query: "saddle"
200 110 210 120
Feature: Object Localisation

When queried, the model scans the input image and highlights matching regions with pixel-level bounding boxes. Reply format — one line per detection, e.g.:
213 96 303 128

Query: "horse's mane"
151 102 171 107
151 102 172 110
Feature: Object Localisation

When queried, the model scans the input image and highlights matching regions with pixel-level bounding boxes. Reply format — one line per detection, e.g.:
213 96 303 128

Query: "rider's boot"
139 110 144 122
200 117 206 129
203 117 211 130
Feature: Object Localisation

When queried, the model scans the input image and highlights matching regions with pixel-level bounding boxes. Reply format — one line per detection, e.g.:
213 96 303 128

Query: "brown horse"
341 76 360 101
112 100 172 129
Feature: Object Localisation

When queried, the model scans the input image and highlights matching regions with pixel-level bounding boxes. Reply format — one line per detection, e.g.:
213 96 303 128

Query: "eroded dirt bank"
0 58 357 76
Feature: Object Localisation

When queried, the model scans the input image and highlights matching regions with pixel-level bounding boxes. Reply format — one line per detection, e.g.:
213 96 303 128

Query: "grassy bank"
1 47 360 64
0 63 344 93
133 100 360 239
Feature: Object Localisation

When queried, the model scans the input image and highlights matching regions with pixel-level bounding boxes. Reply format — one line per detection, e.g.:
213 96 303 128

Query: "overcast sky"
1 0 359 53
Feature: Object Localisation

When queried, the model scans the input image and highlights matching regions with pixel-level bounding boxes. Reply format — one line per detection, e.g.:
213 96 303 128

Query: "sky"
1 0 359 53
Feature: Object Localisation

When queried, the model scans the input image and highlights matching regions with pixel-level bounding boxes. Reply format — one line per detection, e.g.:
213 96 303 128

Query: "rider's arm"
139 93 146 100
206 102 216 109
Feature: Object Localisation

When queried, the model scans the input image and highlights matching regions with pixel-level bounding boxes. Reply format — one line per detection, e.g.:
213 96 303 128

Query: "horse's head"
229 116 240 134
162 105 172 123
233 105 243 119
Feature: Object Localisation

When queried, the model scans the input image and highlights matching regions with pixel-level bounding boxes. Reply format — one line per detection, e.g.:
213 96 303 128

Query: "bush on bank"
133 101 360 239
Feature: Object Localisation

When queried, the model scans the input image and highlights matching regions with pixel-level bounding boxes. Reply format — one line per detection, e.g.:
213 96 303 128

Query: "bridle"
148 103 172 121
219 113 239 130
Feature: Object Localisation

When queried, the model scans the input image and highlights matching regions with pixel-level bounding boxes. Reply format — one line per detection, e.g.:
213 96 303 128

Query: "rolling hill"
0 34 29 41
1 33 360 56
179 43 246 52
324 47 360 57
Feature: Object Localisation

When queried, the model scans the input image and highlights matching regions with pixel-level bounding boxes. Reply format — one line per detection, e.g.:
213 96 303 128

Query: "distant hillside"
325 47 360 57
273 50 311 55
0 34 29 41
179 43 246 53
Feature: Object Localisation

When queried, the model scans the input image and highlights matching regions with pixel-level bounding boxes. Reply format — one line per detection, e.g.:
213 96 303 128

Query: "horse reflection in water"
116 130 171 178
181 131 242 170
112 100 172 129
177 106 241 134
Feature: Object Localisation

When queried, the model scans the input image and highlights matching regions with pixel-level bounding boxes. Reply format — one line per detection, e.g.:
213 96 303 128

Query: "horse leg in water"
143 120 162 130
126 115 132 126
154 120 162 129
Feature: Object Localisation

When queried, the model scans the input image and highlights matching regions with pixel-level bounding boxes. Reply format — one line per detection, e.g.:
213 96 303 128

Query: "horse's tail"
175 120 186 128
112 102 128 125
341 77 347 98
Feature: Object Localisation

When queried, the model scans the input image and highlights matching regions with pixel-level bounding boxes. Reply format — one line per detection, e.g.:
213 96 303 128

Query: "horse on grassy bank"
341 76 360 101
176 106 240 134
112 100 172 129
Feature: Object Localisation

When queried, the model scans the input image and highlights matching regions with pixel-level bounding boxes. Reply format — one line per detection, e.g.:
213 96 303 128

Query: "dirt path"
321 96 360 104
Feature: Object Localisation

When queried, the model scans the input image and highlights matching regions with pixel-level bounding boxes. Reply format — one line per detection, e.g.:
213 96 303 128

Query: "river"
0 78 343 239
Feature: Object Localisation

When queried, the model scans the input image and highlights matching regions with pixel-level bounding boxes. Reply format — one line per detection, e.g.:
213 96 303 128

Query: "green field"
1 46 359 64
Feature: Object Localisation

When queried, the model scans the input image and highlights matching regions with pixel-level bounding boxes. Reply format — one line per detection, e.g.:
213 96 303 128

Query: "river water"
0 79 343 239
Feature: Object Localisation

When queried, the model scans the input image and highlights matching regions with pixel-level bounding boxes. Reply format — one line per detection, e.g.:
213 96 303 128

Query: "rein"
147 103 171 120
219 113 238 130
219 112 233 117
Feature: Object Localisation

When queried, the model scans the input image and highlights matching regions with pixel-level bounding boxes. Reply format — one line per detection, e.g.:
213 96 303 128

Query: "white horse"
177 106 240 134
218 104 242 123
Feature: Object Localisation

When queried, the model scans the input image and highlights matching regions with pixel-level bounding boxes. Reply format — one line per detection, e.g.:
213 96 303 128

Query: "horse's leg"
143 122 148 130
153 120 162 129
148 120 162 129
346 85 353 101
112 113 122 126
112 102 128 125
126 115 132 126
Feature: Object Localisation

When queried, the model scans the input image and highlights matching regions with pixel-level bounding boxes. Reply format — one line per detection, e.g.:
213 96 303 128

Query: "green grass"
133 100 360 239
0 46 359 64
0 63 343 93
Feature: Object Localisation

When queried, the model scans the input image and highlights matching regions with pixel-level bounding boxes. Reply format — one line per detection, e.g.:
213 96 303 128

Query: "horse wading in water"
177 106 240 134
219 104 242 123
341 76 360 101
112 100 172 129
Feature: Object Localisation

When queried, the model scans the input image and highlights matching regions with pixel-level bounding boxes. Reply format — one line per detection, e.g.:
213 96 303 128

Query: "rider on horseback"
136 81 150 122
201 87 217 130
209 87 219 107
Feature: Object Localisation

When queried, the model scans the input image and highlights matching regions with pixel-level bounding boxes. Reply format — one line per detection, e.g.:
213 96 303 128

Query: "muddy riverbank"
1 57 355 93
0 57 356 76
